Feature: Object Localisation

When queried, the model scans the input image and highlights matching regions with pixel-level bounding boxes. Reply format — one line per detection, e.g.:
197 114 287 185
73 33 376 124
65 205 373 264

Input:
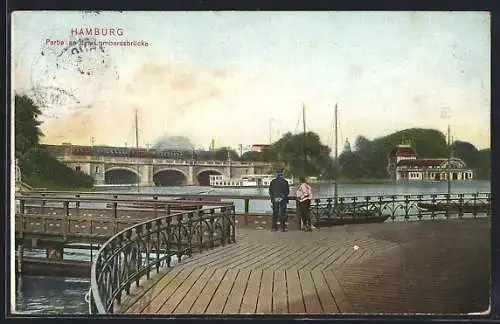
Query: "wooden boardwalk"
118 218 490 315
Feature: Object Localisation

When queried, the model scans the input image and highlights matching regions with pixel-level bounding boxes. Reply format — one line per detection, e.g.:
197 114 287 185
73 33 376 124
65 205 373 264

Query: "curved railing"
309 192 491 226
89 203 236 314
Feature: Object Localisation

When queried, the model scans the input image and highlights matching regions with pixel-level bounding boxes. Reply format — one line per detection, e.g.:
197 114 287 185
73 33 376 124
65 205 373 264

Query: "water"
13 180 490 315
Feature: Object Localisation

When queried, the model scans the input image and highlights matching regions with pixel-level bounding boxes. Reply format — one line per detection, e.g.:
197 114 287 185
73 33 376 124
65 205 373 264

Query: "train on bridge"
42 144 235 161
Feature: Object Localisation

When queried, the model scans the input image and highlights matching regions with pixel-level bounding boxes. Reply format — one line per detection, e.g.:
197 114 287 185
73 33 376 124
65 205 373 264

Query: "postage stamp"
30 35 119 110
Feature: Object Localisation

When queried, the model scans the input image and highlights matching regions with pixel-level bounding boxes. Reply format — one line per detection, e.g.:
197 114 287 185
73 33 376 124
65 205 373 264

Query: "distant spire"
342 137 352 154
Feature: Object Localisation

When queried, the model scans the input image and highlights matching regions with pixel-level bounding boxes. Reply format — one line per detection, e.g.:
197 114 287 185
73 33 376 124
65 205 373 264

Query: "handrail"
307 192 491 226
89 202 236 314
16 190 493 200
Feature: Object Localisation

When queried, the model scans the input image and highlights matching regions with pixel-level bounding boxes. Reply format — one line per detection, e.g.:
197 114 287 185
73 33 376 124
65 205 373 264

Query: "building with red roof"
387 144 473 181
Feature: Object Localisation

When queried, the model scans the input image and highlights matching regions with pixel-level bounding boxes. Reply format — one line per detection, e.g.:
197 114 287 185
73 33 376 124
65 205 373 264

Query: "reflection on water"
15 276 89 315
14 181 491 315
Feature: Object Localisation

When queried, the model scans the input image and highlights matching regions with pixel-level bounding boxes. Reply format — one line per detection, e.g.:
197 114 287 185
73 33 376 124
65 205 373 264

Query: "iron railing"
308 192 490 226
89 203 236 314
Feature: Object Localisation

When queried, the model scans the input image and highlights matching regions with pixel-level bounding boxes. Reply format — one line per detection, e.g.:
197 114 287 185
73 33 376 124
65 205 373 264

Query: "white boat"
209 174 294 188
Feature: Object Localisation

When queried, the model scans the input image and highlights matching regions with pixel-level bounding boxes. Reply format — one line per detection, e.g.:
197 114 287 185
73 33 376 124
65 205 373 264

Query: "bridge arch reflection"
197 169 223 186
105 167 140 185
153 168 188 186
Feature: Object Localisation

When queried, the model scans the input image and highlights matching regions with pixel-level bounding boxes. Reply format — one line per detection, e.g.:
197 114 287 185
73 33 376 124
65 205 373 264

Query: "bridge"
42 143 273 186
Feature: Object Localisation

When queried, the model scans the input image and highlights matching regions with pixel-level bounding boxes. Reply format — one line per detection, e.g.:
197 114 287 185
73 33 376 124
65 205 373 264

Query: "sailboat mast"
135 108 139 149
447 123 451 194
134 108 140 193
334 103 338 200
302 104 307 178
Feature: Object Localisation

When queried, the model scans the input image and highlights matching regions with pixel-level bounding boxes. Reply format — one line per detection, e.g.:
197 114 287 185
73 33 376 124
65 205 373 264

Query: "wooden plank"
272 269 288 313
235 244 289 270
214 244 275 269
222 269 251 314
199 244 257 268
172 267 217 314
189 268 227 314
298 268 323 313
156 267 205 313
270 245 318 271
320 246 352 271
256 269 274 313
323 270 354 313
286 268 305 313
310 269 339 313
239 269 262 314
143 267 195 313
295 246 332 270
124 265 186 314
205 268 239 314
260 244 310 270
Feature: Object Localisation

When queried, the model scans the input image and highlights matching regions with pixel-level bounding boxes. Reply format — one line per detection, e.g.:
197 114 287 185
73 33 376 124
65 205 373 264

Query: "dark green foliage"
15 95 43 159
213 147 240 161
263 131 338 179
15 93 94 189
240 150 264 161
338 128 490 180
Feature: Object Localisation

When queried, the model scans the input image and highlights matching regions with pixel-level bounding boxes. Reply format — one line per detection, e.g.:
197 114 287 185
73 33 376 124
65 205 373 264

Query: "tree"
15 94 43 158
263 131 336 179
213 147 240 161
240 150 264 161
15 93 94 189
354 136 370 152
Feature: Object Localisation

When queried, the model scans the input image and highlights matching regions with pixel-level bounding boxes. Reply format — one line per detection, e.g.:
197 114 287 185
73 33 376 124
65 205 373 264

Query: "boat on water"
94 183 137 188
288 203 389 227
417 202 490 213
209 174 294 188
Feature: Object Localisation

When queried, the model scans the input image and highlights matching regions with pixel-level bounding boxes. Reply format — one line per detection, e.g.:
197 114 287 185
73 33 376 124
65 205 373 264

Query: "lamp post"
440 107 452 195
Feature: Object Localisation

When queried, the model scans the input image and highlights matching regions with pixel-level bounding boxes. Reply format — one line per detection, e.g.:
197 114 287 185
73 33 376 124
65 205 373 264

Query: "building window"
95 166 99 173
75 166 81 172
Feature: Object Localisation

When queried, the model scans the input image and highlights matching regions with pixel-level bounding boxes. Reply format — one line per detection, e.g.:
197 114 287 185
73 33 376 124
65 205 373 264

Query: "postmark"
30 35 120 112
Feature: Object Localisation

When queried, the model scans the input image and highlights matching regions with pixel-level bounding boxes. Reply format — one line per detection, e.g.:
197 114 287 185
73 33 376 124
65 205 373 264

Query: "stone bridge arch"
104 166 141 185
197 168 224 186
153 168 189 186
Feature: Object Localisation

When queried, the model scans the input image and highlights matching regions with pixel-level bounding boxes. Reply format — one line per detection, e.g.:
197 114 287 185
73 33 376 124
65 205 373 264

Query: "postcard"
11 11 491 316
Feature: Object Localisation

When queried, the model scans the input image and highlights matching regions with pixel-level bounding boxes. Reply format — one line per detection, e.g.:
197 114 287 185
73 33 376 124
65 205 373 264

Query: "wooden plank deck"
118 218 490 314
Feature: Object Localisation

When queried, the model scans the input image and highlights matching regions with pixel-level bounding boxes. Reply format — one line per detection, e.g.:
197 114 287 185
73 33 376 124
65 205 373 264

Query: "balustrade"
89 203 235 314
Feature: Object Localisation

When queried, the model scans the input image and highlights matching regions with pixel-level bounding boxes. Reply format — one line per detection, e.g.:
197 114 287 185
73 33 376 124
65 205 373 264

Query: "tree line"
15 94 94 189
230 128 490 181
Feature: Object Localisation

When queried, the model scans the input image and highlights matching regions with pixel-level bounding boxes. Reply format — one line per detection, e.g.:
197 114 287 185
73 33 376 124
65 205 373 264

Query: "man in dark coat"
269 169 290 232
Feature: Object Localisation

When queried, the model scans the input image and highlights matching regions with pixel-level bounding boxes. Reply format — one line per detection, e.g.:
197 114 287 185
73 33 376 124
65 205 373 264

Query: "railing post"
231 205 236 243
458 193 464 218
198 210 204 252
20 199 25 214
145 222 152 280
209 209 215 248
187 212 193 257
153 196 158 217
244 199 249 226
220 207 226 246
417 195 423 221
41 198 46 215
63 201 69 239
113 196 118 233
177 214 183 260
404 195 410 221
166 217 173 267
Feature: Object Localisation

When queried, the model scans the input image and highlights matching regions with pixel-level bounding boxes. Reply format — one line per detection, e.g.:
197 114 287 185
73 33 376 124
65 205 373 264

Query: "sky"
11 11 491 151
